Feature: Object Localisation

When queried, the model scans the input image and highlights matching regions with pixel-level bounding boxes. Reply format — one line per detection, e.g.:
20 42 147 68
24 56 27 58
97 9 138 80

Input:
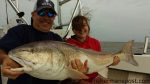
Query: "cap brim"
37 6 57 15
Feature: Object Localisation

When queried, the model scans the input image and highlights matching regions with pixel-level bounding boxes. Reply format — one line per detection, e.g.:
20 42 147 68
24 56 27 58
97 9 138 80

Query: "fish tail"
119 40 138 66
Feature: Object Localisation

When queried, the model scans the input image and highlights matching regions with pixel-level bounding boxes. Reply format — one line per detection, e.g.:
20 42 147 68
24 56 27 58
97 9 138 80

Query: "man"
0 0 119 84
0 0 63 84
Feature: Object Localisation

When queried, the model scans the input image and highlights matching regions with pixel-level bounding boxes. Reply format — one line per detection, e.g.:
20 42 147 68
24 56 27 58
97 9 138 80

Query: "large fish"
8 40 138 80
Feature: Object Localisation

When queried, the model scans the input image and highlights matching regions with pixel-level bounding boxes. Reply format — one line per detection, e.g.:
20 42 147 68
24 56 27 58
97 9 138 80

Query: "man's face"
32 8 56 32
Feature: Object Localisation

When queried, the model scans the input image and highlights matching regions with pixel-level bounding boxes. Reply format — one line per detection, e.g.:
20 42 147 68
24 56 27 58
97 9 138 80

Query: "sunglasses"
37 9 56 17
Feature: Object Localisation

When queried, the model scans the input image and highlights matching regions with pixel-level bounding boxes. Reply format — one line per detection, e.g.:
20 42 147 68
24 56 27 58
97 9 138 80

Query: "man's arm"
0 49 7 64
2 57 23 79
0 49 23 79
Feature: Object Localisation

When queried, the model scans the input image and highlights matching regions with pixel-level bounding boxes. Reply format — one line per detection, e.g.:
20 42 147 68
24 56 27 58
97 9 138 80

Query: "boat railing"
55 0 83 39
143 36 149 54
62 0 82 39
134 36 149 55
7 0 28 24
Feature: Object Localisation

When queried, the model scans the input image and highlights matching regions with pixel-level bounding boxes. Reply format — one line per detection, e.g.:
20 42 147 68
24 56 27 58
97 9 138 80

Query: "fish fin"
10 67 32 72
67 68 89 79
98 68 108 78
119 40 138 66
128 59 138 66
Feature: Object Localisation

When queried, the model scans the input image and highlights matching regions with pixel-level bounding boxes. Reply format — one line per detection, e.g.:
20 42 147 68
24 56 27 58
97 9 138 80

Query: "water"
101 42 150 54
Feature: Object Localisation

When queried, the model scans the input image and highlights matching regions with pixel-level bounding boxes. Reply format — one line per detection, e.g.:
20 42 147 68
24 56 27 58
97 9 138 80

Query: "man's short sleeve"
0 27 22 53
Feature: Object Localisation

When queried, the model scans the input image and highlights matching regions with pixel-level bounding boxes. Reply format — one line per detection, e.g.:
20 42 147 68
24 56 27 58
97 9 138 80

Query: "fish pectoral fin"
67 68 89 79
10 67 32 72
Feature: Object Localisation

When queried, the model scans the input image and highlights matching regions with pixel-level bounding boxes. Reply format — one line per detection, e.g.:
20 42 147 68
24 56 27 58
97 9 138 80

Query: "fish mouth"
9 55 33 68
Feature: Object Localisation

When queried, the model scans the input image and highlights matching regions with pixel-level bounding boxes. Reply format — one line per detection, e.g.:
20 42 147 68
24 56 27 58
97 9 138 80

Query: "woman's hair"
72 15 90 31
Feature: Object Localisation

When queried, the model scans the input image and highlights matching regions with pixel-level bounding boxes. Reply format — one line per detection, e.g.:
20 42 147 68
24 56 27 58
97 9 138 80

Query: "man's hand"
71 59 89 74
1 57 24 79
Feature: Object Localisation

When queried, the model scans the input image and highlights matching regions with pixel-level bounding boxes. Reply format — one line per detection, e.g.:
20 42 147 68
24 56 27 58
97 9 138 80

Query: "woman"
67 15 101 52
63 15 120 84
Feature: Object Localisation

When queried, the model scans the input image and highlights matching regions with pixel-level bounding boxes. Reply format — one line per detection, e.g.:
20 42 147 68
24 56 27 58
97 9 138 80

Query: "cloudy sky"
0 0 150 42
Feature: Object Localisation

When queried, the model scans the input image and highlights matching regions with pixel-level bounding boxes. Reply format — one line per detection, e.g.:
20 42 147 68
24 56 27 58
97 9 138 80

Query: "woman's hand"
71 59 89 74
1 57 24 79
111 56 120 66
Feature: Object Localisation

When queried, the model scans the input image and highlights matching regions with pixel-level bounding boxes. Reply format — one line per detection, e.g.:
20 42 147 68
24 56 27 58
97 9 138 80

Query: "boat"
108 36 150 84
0 0 150 84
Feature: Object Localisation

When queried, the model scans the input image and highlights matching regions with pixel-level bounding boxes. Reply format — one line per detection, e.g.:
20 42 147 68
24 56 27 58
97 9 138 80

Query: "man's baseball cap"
34 0 57 14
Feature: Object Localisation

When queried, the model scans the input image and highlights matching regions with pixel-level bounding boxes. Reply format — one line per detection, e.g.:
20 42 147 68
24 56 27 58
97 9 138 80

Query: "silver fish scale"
8 40 138 80
52 42 81 59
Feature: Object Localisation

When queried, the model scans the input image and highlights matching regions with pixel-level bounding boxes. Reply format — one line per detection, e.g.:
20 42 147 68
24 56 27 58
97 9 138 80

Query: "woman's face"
73 20 89 39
